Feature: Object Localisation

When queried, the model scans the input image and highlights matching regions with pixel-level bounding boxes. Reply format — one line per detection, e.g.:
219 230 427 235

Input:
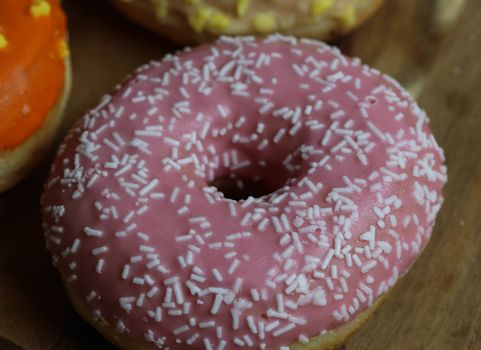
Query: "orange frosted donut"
110 0 385 44
0 0 71 192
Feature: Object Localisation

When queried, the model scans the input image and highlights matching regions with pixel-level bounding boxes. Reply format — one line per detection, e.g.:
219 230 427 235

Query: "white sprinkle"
66 274 77 283
212 269 223 282
95 259 105 274
250 289 260 302
211 294 224 314
292 64 305 76
132 277 144 285
361 260 378 273
217 105 228 118
394 112 405 121
71 239 80 253
229 202 237 217
173 325 190 335
276 294 285 313
272 217 283 233
257 139 269 150
170 187 180 203
186 333 200 345
242 196 255 208
256 123 265 134
265 320 280 333
138 179 159 196
199 320 216 329
84 227 103 237
280 214 291 231
123 210 135 223
177 206 189 215
366 121 386 141
112 132 126 146
86 291 97 302
259 102 274 114
321 249 335 270
91 246 108 256
50 226 63 233
114 164 132 177
228 259 240 275
203 338 214 350
103 138 120 152
87 174 99 188
139 245 155 253
273 129 286 143
257 218 269 231
273 323 296 337
330 110 346 119
173 282 185 304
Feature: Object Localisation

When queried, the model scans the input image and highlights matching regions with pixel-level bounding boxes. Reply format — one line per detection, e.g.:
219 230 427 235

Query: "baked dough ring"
0 0 71 192
64 281 389 350
111 0 385 44
42 35 447 350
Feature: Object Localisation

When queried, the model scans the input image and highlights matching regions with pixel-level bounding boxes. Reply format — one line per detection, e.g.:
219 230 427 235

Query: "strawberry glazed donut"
0 0 71 192
110 0 385 44
42 35 447 350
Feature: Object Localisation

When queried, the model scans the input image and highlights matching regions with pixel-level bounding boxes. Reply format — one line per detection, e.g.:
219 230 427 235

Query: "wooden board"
0 0 480 349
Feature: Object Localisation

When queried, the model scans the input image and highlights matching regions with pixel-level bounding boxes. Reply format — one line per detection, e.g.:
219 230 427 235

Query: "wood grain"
0 0 480 349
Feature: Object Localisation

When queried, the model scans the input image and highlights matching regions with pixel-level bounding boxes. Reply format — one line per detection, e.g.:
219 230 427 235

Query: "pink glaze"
41 35 447 350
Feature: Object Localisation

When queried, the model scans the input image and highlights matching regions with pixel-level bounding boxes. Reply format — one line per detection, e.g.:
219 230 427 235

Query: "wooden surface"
0 0 480 349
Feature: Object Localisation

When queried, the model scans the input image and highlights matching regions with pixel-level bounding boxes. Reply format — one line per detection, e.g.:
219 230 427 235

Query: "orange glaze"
0 0 67 151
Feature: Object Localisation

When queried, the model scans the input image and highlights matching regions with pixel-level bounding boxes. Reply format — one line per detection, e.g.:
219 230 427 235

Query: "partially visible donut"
42 35 447 350
0 0 71 192
110 0 385 44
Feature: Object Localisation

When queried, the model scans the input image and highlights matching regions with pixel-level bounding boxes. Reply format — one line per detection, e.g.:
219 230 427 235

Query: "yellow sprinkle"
30 0 51 17
339 5 356 29
253 13 277 33
0 34 8 50
58 39 69 59
311 0 334 17
154 0 168 19
236 0 250 17
188 5 231 33
188 6 212 32
208 11 231 31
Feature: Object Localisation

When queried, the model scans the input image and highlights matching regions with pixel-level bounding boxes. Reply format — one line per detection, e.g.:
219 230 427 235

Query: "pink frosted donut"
42 35 447 350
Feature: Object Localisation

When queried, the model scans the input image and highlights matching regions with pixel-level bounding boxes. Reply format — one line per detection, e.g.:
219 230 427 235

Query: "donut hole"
206 145 305 200
209 175 274 200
